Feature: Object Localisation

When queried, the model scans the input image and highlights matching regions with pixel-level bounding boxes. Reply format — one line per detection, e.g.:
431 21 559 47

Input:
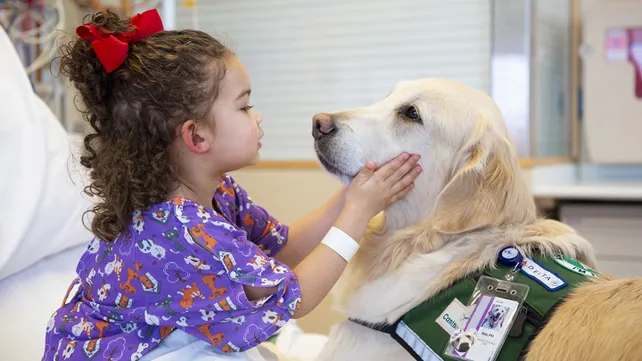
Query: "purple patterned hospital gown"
42 174 302 361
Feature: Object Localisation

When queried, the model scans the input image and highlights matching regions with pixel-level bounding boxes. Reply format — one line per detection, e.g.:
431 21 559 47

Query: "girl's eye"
242 105 254 112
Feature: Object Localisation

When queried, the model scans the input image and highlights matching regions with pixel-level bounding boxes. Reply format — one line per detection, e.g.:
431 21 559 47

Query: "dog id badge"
443 273 529 361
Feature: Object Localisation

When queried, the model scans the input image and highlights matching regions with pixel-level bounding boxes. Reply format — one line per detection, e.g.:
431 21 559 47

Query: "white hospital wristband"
321 226 360 262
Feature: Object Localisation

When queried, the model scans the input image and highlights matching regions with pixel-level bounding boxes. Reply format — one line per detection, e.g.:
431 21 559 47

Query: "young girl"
42 9 421 361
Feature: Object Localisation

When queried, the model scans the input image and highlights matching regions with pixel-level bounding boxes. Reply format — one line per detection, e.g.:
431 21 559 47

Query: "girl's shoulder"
138 196 233 230
127 197 238 252
215 173 250 202
214 174 245 198
124 196 246 271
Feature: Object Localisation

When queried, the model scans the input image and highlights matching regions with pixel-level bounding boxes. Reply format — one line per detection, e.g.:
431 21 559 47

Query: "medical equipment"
1 0 67 127
0 0 173 132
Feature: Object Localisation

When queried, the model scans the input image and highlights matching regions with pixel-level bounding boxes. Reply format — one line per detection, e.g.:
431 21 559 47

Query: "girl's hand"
288 154 421 318
335 153 422 240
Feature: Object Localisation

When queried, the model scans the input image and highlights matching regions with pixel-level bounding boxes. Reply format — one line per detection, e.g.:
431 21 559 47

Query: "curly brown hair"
59 10 232 242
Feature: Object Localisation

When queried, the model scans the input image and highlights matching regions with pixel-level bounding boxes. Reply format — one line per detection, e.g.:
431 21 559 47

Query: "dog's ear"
431 117 536 234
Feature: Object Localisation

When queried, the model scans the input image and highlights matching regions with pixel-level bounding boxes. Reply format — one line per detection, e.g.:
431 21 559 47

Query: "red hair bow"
76 9 164 73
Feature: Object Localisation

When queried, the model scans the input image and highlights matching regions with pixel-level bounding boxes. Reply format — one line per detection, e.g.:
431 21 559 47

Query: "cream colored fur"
312 78 642 361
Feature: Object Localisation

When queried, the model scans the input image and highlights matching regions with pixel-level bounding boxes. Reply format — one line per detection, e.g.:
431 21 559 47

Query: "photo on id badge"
445 295 518 361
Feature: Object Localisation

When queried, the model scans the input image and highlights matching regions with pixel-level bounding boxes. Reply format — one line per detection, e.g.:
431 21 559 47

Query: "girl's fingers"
386 154 420 184
389 182 415 204
389 164 422 194
353 160 377 183
372 153 410 181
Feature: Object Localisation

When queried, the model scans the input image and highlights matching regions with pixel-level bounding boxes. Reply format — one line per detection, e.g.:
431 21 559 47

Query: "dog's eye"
402 106 422 123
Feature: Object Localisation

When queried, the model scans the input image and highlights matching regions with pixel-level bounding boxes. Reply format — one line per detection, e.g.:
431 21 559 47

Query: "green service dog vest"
351 252 598 361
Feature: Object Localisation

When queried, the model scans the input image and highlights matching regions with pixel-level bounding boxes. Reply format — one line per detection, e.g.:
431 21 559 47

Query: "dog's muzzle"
312 112 349 178
312 113 337 140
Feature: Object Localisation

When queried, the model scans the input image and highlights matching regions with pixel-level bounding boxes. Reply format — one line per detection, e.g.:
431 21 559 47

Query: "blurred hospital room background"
1 0 641 359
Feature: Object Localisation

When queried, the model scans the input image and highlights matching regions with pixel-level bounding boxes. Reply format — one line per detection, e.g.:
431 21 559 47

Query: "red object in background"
629 28 642 99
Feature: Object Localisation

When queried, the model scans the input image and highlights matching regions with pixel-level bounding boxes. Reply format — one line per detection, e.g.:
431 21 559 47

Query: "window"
177 0 491 161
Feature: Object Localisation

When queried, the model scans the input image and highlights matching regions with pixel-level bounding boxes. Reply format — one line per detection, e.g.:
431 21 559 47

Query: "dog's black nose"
312 113 336 140
458 343 470 353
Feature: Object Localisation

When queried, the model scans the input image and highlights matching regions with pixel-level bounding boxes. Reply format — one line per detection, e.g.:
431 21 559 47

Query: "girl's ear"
179 120 211 153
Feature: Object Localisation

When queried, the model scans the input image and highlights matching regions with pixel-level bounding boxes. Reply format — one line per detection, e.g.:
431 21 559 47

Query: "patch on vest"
436 298 468 335
521 258 567 291
552 254 598 277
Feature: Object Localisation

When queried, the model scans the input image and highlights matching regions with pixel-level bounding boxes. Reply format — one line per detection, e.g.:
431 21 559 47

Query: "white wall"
176 0 492 161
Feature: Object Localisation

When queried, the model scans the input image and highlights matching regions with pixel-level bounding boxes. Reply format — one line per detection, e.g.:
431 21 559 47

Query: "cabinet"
559 202 642 277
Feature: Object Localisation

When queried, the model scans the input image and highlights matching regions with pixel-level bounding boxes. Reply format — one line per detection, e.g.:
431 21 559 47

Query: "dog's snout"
312 113 336 140
459 343 470 353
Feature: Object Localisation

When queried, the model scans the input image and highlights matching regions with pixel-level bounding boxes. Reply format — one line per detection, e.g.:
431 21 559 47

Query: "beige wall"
229 168 348 334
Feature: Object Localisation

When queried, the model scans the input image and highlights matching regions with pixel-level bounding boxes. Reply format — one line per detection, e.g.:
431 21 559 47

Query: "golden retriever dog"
311 78 642 361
